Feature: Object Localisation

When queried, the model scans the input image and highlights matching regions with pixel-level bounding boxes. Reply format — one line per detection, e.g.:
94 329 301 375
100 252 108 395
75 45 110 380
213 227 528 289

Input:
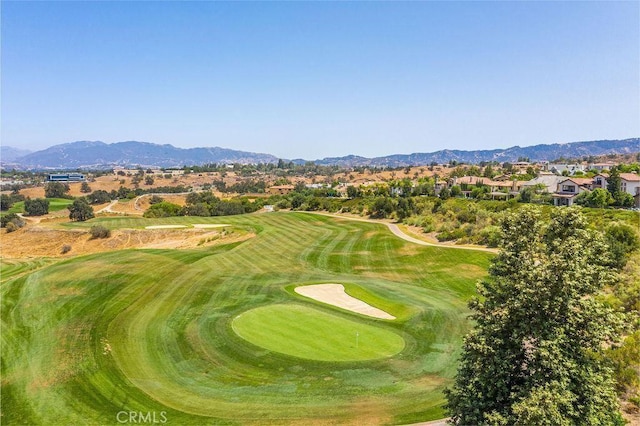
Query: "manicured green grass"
3 197 73 214
1 212 492 424
232 304 405 361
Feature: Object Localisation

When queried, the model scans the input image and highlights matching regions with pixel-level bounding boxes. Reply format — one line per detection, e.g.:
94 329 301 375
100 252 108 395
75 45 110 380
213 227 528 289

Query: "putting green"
232 304 405 361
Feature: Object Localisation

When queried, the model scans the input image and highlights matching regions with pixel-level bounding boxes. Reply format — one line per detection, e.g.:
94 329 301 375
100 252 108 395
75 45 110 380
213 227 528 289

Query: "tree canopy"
44 182 70 198
68 198 94 221
24 198 49 216
446 207 624 425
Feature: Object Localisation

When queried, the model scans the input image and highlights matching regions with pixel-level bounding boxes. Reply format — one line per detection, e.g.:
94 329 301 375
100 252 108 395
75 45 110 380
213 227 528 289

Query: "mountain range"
0 146 32 163
1 138 638 170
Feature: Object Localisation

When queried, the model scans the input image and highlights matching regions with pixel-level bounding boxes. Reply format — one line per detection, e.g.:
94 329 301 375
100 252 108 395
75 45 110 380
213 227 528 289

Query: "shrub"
5 222 18 233
436 228 467 242
1 213 25 228
61 244 72 254
456 209 476 224
478 225 502 247
149 195 164 205
89 225 111 239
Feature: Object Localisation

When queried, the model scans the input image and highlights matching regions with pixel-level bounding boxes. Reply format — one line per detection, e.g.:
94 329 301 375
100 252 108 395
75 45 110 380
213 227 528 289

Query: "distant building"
47 173 85 182
511 161 531 173
544 163 586 175
522 174 566 193
267 185 295 195
451 176 522 198
588 163 617 172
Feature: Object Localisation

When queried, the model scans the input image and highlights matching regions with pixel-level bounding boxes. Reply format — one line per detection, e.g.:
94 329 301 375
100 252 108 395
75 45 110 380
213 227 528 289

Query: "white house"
620 173 640 200
551 178 592 206
593 173 640 206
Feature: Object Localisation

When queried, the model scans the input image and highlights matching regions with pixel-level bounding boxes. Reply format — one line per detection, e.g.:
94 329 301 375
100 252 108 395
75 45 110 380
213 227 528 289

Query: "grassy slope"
1 212 491 425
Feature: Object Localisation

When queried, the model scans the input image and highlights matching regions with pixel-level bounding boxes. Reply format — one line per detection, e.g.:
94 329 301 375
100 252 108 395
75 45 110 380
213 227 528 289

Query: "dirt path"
297 211 497 253
96 200 119 213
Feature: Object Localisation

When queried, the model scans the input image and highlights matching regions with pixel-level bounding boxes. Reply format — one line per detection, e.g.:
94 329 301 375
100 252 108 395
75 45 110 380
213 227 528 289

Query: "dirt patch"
1 223 253 259
295 284 395 320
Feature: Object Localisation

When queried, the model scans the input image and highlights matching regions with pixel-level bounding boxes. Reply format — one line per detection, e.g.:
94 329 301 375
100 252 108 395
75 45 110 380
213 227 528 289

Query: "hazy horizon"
2 2 638 159
2 136 640 161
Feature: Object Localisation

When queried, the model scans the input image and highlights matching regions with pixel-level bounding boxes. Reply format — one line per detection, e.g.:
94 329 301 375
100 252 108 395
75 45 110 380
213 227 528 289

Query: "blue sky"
1 1 638 159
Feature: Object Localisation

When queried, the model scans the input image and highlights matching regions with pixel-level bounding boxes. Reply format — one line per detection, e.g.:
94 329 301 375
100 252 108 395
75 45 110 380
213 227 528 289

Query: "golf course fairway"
1 212 492 425
232 304 405 361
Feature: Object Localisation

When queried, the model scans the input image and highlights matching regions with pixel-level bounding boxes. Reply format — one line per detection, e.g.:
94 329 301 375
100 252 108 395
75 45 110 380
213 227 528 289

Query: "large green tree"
24 198 49 216
68 198 94 221
44 182 70 198
446 207 623 425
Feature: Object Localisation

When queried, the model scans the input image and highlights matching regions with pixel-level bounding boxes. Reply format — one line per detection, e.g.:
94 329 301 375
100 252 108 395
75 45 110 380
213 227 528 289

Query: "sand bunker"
145 225 187 229
192 224 231 228
295 284 395 320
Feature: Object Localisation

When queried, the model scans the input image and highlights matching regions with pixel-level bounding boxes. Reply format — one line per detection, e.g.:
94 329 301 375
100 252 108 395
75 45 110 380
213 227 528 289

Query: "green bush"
436 228 467 242
478 225 502 247
143 202 183 218
1 212 25 229
25 198 50 216
5 222 19 233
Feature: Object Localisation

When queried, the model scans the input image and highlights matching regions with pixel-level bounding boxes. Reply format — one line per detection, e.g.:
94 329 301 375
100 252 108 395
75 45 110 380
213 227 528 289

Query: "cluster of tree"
0 212 25 232
24 198 50 216
44 182 71 198
68 198 94 221
143 192 261 218
211 179 267 194
0 193 25 211
186 161 347 178
84 185 191 205
446 207 627 424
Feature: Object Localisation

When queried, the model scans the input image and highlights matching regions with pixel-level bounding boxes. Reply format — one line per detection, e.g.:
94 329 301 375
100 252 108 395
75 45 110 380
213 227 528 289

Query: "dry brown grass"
0 220 253 259
19 166 450 201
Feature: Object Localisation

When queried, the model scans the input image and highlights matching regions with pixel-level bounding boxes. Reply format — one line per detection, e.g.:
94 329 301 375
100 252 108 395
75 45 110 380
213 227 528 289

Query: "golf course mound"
232 304 405 361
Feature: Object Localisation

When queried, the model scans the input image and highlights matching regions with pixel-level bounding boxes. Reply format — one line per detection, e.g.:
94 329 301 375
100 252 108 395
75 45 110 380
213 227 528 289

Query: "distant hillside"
2 138 638 170
6 141 279 169
311 138 639 167
0 146 32 162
